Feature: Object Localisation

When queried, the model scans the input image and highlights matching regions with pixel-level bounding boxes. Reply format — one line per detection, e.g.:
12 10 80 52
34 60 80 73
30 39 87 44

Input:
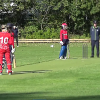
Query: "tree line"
0 0 100 38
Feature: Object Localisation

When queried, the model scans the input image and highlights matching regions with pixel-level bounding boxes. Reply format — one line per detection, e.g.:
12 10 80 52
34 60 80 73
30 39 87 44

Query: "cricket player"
0 24 15 75
2 23 15 65
59 23 69 59
7 23 15 63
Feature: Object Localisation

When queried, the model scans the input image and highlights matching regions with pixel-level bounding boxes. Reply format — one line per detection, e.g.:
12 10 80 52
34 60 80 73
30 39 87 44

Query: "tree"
1 0 100 37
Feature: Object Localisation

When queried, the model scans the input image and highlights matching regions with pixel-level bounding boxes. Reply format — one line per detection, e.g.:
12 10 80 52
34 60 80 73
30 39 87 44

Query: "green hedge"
19 25 60 39
19 25 90 39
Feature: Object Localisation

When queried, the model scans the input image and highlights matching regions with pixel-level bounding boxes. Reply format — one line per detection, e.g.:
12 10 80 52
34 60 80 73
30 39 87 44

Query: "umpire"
90 20 100 58
13 26 19 47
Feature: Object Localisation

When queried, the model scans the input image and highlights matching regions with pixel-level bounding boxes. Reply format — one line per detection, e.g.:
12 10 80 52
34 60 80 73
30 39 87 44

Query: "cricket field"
0 43 100 100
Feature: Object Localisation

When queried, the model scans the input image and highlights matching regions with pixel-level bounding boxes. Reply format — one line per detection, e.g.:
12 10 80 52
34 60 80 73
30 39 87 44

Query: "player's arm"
11 32 15 48
60 30 63 41
8 34 13 45
9 35 15 53
60 30 63 45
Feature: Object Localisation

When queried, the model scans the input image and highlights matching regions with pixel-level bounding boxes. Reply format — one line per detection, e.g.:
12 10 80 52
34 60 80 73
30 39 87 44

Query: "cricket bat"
13 54 16 68
67 44 70 58
11 45 16 68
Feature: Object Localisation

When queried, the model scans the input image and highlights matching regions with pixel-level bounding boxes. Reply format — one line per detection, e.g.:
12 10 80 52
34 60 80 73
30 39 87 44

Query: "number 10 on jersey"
0 37 8 44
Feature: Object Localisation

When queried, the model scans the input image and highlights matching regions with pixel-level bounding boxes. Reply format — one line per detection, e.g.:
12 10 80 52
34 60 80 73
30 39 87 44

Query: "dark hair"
6 23 13 36
7 27 13 36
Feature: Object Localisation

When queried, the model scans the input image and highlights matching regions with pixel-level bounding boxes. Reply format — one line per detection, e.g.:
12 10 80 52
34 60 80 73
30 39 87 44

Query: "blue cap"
93 20 97 24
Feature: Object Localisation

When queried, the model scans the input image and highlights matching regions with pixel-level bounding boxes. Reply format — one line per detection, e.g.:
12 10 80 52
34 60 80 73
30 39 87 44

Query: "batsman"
59 23 69 59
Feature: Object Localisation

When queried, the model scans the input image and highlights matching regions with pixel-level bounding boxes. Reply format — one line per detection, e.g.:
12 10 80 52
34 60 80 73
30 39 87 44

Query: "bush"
20 26 61 39
20 25 38 38
20 25 90 39
69 33 90 39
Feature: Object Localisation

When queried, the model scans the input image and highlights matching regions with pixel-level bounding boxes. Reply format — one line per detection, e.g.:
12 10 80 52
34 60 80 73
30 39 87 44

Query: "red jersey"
0 32 12 50
60 29 68 41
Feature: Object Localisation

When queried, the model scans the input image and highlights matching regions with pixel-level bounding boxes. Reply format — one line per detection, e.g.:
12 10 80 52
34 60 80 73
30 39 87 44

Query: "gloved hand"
60 41 63 45
11 48 15 53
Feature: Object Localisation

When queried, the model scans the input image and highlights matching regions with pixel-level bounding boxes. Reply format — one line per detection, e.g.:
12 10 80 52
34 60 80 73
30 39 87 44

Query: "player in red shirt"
59 23 69 59
0 24 14 75
6 23 15 64
6 23 15 49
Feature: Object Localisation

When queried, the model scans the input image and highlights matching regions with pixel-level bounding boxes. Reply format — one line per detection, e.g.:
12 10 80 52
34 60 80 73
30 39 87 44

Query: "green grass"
0 43 100 100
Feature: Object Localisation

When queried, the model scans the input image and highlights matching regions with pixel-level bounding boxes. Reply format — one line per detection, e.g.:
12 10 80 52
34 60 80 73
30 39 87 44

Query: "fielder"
0 24 15 75
7 23 15 63
59 23 69 59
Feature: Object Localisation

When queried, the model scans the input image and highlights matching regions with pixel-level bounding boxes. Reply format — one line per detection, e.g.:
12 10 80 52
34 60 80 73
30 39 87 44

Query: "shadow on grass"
16 57 79 68
13 70 52 75
0 92 100 100
0 92 52 100
65 95 100 100
17 59 55 67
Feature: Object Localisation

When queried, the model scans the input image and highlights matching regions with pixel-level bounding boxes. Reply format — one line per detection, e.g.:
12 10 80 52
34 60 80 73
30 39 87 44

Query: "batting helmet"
62 23 67 29
62 23 67 26
6 23 13 28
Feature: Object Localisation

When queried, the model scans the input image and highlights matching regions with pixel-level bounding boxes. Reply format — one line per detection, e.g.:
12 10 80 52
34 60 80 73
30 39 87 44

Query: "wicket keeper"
59 23 69 59
90 20 100 58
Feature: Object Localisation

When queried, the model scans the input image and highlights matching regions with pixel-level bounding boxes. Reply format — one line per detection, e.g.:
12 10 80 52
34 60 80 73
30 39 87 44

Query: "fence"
17 39 91 43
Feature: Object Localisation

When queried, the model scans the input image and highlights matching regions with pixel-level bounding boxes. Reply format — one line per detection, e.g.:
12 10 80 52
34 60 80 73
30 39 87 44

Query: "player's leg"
9 45 13 64
16 36 19 47
91 40 95 57
5 51 12 75
96 40 99 57
63 45 67 59
3 57 7 73
59 45 66 59
0 52 4 75
2 55 5 69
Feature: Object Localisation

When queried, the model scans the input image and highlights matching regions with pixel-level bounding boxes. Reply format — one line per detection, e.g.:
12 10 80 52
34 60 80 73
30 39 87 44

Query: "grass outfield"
0 43 100 100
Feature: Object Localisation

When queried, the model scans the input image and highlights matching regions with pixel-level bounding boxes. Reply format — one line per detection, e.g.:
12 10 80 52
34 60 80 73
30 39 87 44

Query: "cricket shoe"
7 70 14 73
59 56 63 59
64 57 67 59
90 56 94 58
8 72 12 75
